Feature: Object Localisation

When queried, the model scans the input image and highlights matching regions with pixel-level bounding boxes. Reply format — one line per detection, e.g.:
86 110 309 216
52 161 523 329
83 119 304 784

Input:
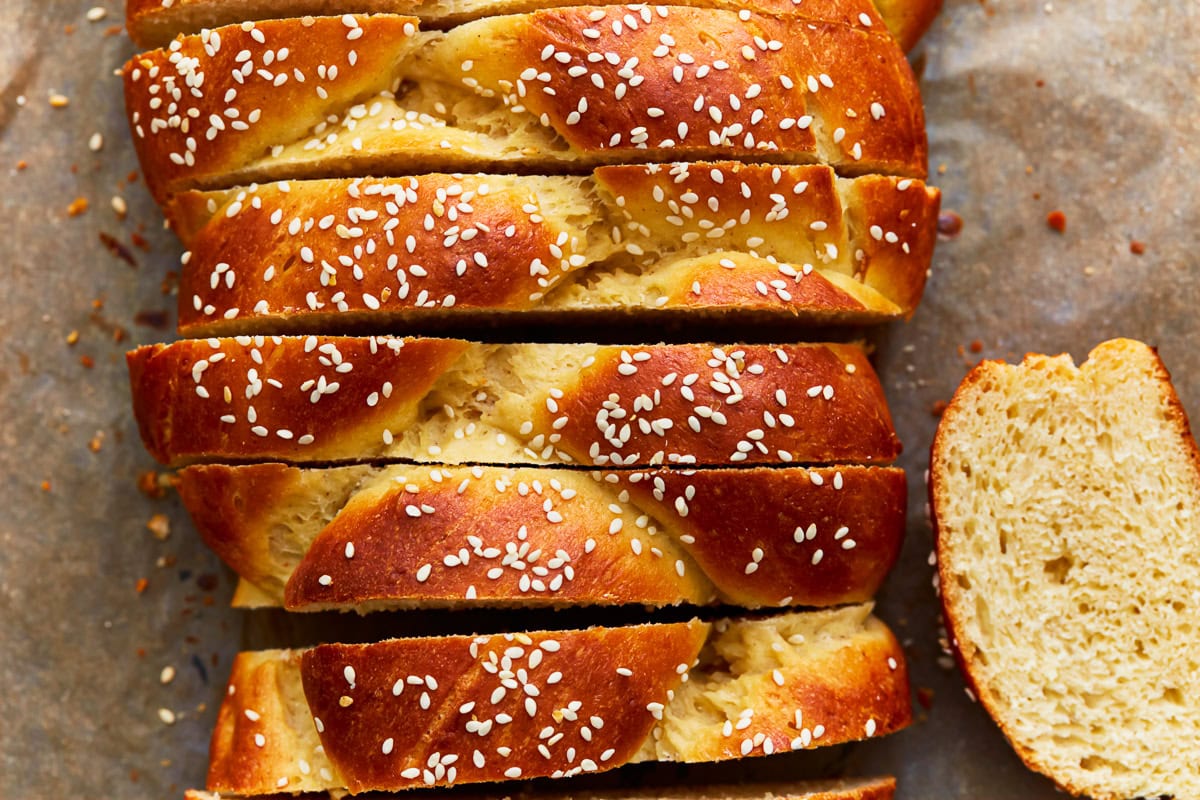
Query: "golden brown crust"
544 342 898 467
127 336 469 465
169 165 938 336
931 339 1200 800
129 337 900 468
872 0 943 51
205 609 909 794
124 10 927 202
126 0 931 53
185 775 897 800
835 174 939 316
306 624 710 792
177 462 906 610
123 14 422 203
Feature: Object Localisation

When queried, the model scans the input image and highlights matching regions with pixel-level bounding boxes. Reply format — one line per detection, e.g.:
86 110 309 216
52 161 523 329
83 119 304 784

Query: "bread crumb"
160 665 176 685
67 197 89 216
157 708 176 725
1046 210 1067 233
49 93 70 108
147 513 171 540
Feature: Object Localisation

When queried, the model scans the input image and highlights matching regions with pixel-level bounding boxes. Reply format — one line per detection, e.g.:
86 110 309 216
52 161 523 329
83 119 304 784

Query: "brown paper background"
1 0 1197 797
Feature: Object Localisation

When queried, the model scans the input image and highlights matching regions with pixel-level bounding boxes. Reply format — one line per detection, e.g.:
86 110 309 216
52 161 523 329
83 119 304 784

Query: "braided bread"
126 0 940 51
180 462 905 610
170 164 938 336
184 775 899 800
128 337 899 467
206 605 908 794
124 9 927 202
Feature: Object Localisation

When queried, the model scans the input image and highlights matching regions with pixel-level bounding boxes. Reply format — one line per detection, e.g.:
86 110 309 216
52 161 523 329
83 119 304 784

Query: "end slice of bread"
932 338 1200 800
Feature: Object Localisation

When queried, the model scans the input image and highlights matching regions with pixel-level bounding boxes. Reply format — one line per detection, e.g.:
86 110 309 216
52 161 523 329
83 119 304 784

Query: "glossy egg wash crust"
179 462 906 611
126 0 941 53
205 606 909 794
124 9 927 202
128 336 899 468
171 165 938 336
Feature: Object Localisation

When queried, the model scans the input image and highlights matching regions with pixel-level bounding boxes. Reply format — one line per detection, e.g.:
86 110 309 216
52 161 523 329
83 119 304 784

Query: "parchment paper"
1 0 1197 797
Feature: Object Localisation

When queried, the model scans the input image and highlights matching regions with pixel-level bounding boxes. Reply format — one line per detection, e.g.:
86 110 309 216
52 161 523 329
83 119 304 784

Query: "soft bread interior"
642 604 890 761
934 339 1200 800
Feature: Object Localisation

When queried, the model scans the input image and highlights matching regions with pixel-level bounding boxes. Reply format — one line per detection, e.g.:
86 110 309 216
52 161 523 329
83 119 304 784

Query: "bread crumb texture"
934 338 1200 800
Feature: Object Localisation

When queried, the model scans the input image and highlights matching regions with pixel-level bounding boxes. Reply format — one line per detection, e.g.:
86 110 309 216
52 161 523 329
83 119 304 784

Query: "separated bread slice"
180 462 906 610
170 165 939 337
205 605 908 794
126 0 940 52
932 339 1200 800
185 775 899 800
124 10 927 202
128 337 899 468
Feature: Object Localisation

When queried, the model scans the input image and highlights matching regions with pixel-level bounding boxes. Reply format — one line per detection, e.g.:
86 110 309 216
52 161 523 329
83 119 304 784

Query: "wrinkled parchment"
0 0 1196 797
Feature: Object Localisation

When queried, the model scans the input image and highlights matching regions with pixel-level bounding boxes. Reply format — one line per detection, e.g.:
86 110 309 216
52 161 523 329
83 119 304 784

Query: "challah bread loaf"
124 9 927 202
185 776 899 800
932 339 1200 800
170 165 939 337
128 337 900 468
205 605 908 794
127 0 939 52
179 462 906 610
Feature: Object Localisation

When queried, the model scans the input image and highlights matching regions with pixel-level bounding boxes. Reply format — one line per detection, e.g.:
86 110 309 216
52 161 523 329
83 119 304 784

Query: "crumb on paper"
49 93 70 108
67 197 89 217
40 480 51 492
79 355 94 369
937 210 964 238
1130 240 1146 255
137 469 172 499
160 665 176 685
66 330 80 346
111 196 127 218
86 6 107 22
1046 210 1067 233
147 513 171 540
88 133 103 152
88 431 105 453
157 708 176 725
135 577 149 594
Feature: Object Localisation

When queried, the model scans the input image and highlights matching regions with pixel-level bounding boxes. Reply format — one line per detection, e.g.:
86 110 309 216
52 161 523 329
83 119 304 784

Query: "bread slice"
168 165 938 337
185 776 897 800
125 0 939 52
184 775 898 800
127 337 900 468
179 462 905 610
932 339 1200 800
204 605 908 794
123 10 927 202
